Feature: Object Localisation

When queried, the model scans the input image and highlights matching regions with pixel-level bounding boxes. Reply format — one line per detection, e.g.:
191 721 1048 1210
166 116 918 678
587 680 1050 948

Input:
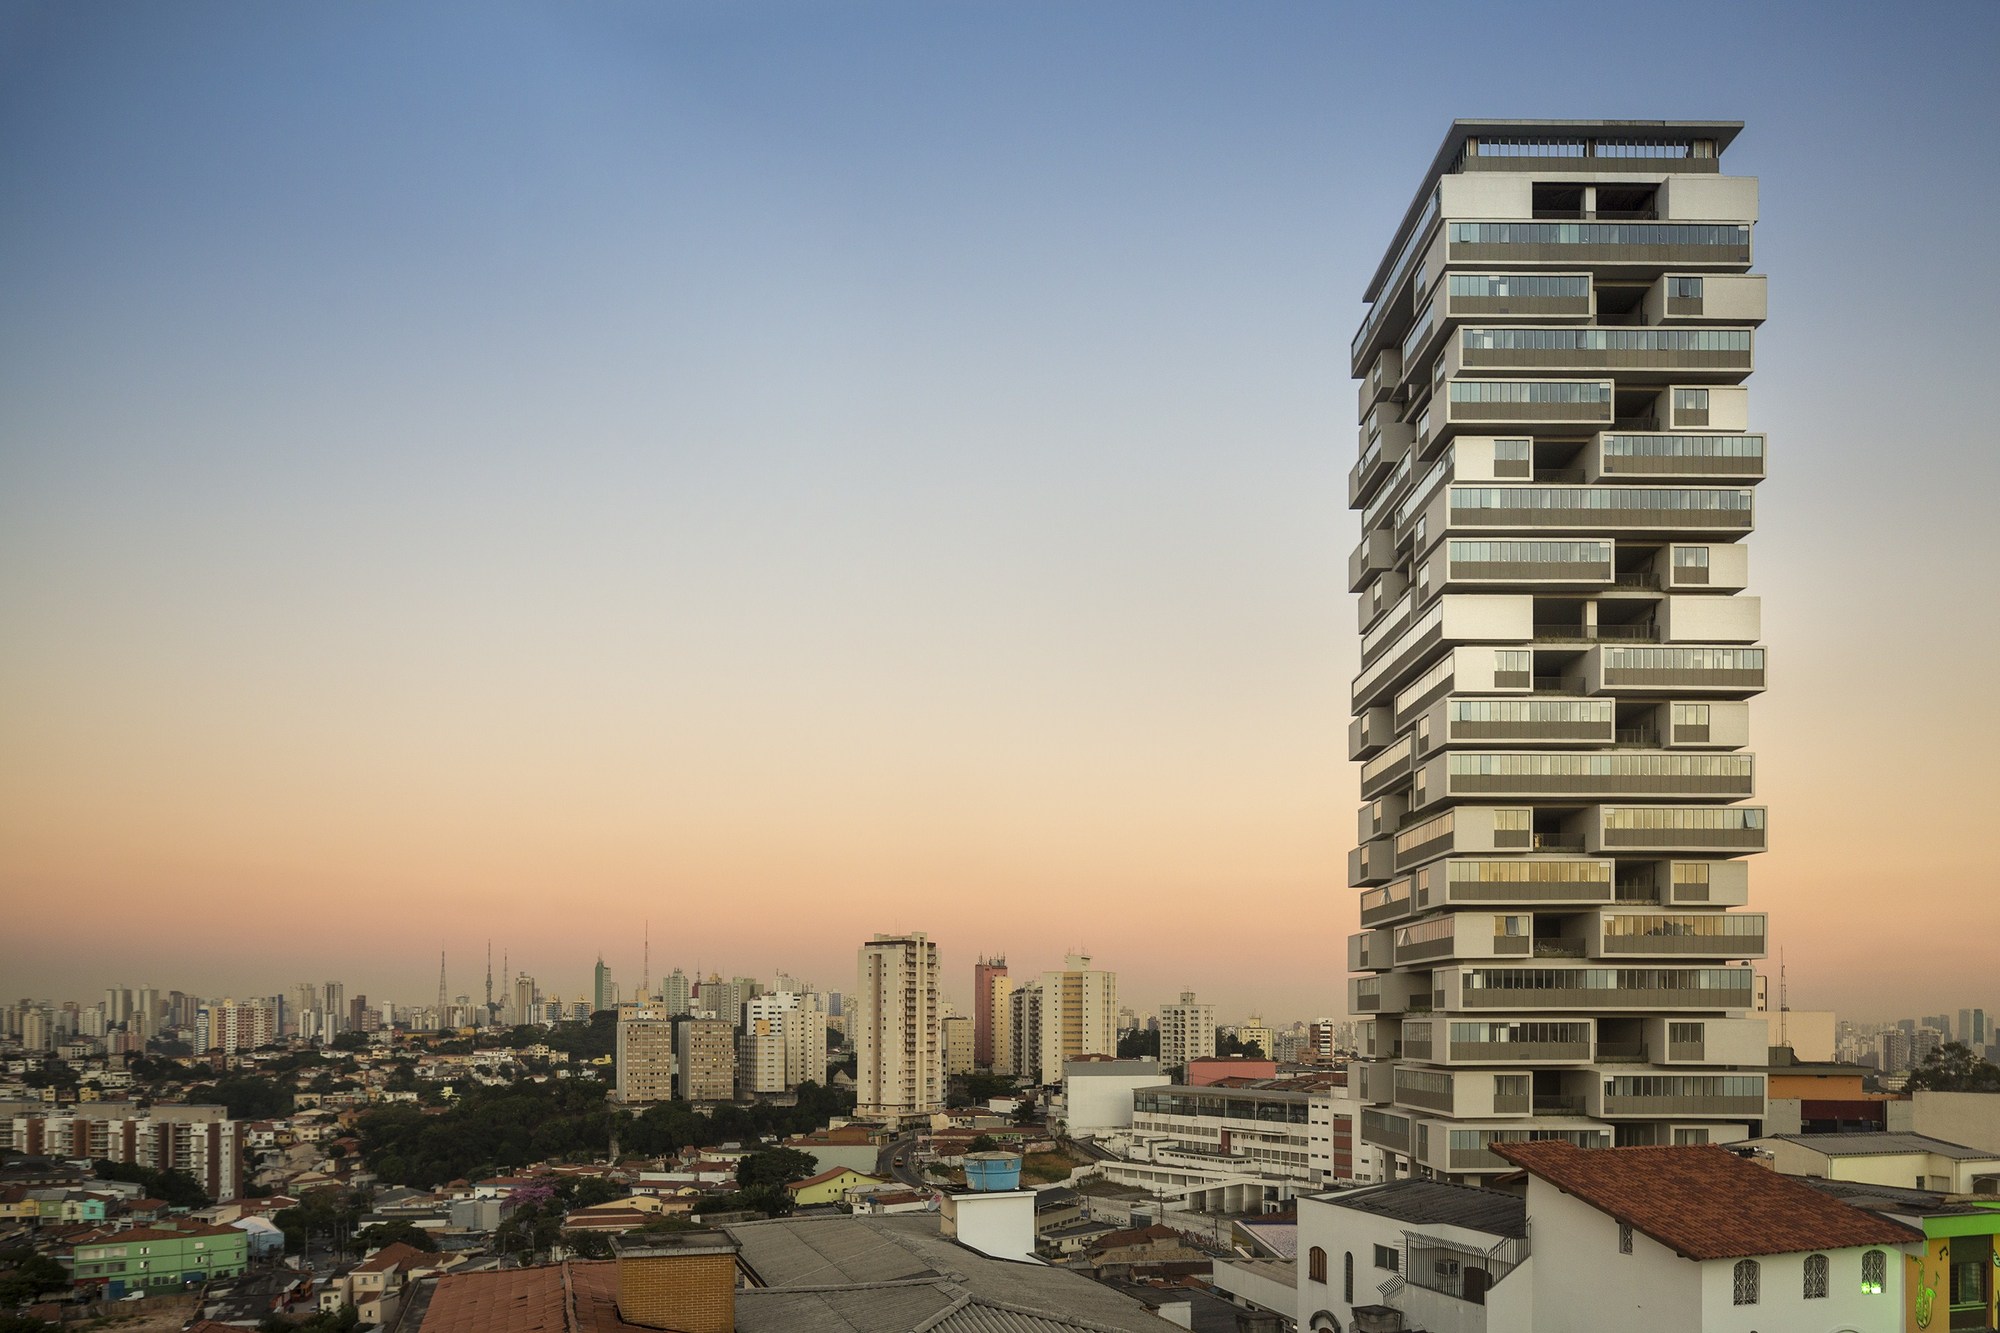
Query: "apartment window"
1673 546 1710 568
1733 1259 1760 1305
1672 703 1711 727
1673 1127 1711 1146
1669 277 1704 299
1374 1244 1400 1272
1674 388 1710 411
1416 562 1430 598
1862 1250 1887 1294
1344 1252 1355 1303
1495 650 1530 675
1804 1253 1829 1299
1618 1223 1633 1254
1493 438 1532 462
1308 1246 1327 1284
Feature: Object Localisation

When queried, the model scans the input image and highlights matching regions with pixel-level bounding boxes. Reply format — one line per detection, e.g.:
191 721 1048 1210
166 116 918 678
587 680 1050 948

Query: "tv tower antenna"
436 949 448 1026
485 941 494 1014
1778 949 1790 1048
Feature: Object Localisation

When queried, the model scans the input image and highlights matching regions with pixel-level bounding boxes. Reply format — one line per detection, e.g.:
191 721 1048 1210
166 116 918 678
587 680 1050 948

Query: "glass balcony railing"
1457 964 1756 1010
1447 220 1751 265
1599 433 1765 478
1450 485 1754 529
1459 327 1752 372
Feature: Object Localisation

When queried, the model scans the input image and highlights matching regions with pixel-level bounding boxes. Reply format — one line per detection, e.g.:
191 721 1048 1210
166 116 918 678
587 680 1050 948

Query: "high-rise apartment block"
615 1003 676 1104
1346 120 1770 1182
973 956 1009 1070
1160 991 1216 1072
854 933 943 1123
941 1014 974 1076
676 1017 738 1103
1027 954 1117 1085
739 992 829 1095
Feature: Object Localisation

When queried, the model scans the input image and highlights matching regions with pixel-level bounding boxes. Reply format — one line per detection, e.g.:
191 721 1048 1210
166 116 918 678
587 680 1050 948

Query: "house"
1296 1176 1529 1333
1804 1178 2000 1333
316 1241 453 1324
1749 1132 2000 1196
1491 1140 1924 1333
784 1167 888 1208
851 1190 932 1216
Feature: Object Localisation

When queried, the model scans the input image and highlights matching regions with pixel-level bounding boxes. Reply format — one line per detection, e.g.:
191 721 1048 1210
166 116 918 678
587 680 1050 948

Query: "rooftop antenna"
1778 949 1789 1048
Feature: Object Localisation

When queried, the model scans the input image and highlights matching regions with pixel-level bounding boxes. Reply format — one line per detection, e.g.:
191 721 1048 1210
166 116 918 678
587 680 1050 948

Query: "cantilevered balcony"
1415 751 1755 805
1437 483 1755 535
1411 857 1616 909
1586 805 1767 855
1445 219 1752 267
1592 432 1765 482
1592 1074 1765 1119
1596 910 1768 959
1450 326 1753 383
1586 644 1766 695
1440 1019 1595 1066
1438 962 1756 1012
1433 1126 1611 1174
1429 695 1615 746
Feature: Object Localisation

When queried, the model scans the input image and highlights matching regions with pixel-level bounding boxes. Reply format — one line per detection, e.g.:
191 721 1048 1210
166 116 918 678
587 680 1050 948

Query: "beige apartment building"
1346 120 1770 1182
854 933 944 1123
676 1018 737 1103
614 1003 675 1104
1160 991 1216 1072
941 1014 974 1076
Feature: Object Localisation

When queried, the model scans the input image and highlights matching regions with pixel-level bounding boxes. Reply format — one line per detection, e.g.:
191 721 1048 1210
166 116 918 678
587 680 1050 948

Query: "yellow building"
785 1168 888 1208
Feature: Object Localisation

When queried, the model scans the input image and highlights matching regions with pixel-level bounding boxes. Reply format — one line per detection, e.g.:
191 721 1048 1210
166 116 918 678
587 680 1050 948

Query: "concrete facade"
1347 120 1772 1180
854 933 944 1123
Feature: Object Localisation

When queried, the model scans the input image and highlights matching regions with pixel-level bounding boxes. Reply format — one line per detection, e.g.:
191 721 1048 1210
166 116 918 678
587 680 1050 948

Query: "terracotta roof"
75 1222 244 1247
1490 1141 1924 1261
354 1241 442 1273
418 1267 568 1333
784 1167 882 1193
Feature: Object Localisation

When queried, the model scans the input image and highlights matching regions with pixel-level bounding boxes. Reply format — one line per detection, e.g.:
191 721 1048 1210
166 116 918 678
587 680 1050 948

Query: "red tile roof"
418 1267 569 1333
1490 1141 1923 1261
784 1167 882 1193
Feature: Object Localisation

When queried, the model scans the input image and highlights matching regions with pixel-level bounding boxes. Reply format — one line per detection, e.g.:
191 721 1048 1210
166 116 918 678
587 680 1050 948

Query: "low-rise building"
1750 1132 2000 1196
69 1221 250 1297
784 1168 888 1208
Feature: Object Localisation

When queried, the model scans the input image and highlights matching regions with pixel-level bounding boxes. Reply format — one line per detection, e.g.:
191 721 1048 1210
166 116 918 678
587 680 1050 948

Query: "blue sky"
2 2 1997 1019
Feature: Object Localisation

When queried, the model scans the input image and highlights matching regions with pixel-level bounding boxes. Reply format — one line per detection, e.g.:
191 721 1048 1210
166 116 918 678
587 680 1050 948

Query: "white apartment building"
854 933 943 1123
1160 992 1216 1072
615 1003 675 1104
1107 1076 1366 1212
1347 120 1773 1181
739 992 829 1095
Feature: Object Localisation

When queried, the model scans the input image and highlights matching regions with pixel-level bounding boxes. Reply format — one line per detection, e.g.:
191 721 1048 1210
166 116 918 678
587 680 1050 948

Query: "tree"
966 1135 1000 1154
0 1252 69 1305
188 1074 293 1120
1905 1041 2000 1092
329 1031 370 1053
1116 1029 1160 1059
353 1220 427 1252
736 1147 819 1192
92 1160 211 1209
568 1177 623 1209
1215 1032 1267 1060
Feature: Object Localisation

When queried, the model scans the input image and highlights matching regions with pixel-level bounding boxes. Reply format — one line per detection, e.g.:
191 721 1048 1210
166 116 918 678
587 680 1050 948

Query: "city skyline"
5 3 2000 1020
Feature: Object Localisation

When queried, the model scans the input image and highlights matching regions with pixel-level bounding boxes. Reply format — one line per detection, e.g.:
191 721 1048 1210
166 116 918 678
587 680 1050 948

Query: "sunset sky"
3 2 1997 1023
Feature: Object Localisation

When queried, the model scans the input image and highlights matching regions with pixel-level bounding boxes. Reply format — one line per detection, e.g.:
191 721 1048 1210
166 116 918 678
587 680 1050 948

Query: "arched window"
1732 1258 1759 1306
1862 1250 1887 1294
1344 1251 1355 1304
1308 1247 1327 1284
1803 1252 1828 1299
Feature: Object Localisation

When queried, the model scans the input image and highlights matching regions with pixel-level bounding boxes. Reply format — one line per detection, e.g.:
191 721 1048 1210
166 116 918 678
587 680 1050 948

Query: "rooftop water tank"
962 1151 1023 1192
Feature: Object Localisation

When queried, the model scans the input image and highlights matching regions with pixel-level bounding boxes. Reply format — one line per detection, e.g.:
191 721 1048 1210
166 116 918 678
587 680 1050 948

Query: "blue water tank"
963 1151 1023 1191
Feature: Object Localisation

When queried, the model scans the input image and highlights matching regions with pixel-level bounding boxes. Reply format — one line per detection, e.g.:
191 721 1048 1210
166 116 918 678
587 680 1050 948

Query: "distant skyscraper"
855 933 943 1123
1346 119 1770 1180
594 957 615 1013
323 982 346 1037
663 969 692 1017
973 956 1009 1070
1160 991 1216 1071
513 974 536 1026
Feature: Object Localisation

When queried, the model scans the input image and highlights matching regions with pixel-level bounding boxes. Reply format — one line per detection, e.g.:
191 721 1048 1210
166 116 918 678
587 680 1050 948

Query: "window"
1618 1222 1633 1254
1669 276 1704 299
1861 1250 1887 1294
1308 1246 1327 1284
1803 1253 1828 1299
1344 1252 1355 1303
1374 1244 1400 1272
1673 546 1710 568
1732 1259 1759 1305
1674 388 1711 411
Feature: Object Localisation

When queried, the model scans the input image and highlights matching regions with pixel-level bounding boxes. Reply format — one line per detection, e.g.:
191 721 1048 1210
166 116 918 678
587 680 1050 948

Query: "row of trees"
355 1079 856 1188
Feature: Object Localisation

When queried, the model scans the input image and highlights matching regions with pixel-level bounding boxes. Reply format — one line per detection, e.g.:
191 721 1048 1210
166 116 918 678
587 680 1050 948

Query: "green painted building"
69 1221 249 1295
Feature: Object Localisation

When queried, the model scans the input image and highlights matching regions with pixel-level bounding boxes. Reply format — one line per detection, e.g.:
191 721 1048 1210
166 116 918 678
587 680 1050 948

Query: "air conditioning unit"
1435 1259 1460 1278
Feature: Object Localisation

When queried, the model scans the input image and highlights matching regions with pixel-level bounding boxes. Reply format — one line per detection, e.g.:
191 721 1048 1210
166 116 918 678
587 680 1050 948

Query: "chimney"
611 1233 740 1333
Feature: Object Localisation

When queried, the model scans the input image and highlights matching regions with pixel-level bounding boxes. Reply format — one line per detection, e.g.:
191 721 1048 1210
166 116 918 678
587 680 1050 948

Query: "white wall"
1905 1091 2000 1154
1063 1066 1166 1137
1525 1177 1700 1332
1695 1247 1899 1333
